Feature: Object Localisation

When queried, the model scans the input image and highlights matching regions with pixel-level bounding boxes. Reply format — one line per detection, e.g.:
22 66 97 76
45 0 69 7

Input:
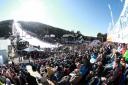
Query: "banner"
107 0 128 43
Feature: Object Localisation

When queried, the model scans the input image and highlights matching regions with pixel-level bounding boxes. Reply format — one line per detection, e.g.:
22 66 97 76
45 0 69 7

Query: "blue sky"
0 0 125 36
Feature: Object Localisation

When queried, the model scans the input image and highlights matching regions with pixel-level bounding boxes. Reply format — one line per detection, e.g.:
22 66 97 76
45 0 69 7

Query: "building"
62 34 76 44
0 38 11 64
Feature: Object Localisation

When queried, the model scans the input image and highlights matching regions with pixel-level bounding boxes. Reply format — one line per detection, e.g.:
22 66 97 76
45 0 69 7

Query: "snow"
12 21 59 48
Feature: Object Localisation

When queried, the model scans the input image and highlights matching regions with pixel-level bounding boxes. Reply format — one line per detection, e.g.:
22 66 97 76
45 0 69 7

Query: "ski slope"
12 21 59 48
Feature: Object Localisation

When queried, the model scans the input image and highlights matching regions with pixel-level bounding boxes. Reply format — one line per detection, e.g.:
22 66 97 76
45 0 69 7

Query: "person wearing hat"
120 58 127 72
90 53 97 64
121 43 126 55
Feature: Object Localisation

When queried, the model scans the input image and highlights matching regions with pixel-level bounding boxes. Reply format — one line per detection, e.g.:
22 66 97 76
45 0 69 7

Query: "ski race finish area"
12 21 59 48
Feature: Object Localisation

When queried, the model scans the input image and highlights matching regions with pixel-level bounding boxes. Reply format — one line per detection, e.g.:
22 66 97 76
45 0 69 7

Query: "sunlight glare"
13 0 48 22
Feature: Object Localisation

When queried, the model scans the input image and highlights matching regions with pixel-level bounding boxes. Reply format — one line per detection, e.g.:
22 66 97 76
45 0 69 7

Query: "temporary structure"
107 0 128 43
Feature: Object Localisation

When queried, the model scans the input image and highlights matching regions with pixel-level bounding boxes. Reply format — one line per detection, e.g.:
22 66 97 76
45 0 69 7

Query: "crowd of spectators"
0 42 128 85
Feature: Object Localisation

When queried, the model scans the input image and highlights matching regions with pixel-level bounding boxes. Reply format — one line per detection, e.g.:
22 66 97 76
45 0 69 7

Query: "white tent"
90 40 101 47
23 47 40 52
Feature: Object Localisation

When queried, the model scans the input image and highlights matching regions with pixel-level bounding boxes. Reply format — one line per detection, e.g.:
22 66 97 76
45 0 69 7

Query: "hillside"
18 21 72 39
0 20 104 43
0 20 74 40
0 20 13 38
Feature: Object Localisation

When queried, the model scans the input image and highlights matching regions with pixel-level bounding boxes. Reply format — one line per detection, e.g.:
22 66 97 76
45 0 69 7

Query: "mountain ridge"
0 20 76 42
